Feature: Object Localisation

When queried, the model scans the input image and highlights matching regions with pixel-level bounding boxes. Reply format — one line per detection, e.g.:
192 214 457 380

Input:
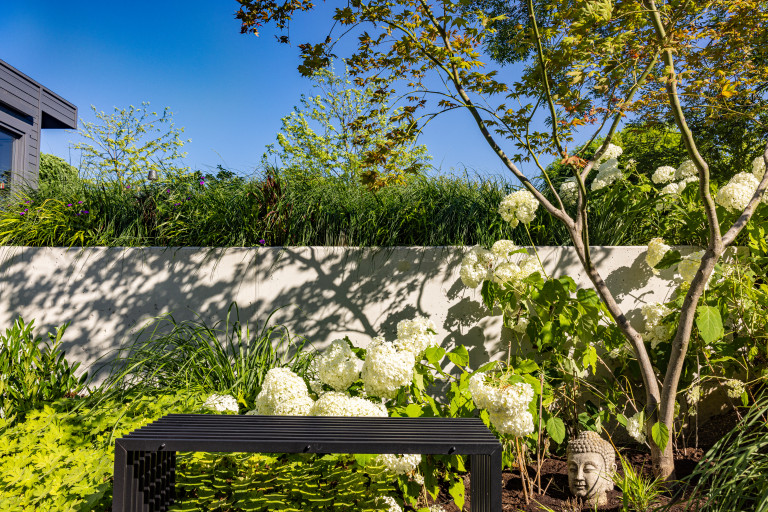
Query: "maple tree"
235 0 768 478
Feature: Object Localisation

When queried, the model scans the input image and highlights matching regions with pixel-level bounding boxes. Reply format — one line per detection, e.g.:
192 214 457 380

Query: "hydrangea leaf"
545 416 566 444
449 477 465 509
446 346 469 367
654 249 682 270
696 305 724 344
651 421 669 453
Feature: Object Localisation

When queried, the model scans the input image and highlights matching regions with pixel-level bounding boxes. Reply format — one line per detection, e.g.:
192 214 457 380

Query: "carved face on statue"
567 431 616 506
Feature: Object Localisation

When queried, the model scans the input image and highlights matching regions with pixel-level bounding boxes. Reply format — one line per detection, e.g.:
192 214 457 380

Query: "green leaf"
514 359 539 374
654 249 682 270
545 416 566 444
404 403 424 418
583 345 597 374
696 305 724 344
651 421 669 453
424 346 445 365
446 345 470 367
449 478 465 509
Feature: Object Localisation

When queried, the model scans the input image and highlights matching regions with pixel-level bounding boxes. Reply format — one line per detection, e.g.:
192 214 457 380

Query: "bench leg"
113 446 176 512
470 450 502 512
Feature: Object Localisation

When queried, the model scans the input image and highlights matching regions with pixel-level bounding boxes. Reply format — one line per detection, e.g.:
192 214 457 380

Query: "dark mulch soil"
424 410 738 512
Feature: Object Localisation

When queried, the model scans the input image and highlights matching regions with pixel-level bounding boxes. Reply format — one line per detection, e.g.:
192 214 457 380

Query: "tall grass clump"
681 392 768 512
103 303 313 409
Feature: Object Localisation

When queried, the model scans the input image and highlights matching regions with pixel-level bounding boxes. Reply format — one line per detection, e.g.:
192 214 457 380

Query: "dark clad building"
0 59 77 192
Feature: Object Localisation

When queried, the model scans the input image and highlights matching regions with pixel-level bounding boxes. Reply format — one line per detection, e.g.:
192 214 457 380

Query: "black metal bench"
112 414 502 512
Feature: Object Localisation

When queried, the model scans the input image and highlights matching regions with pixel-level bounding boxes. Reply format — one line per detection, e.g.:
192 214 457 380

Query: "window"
0 128 14 192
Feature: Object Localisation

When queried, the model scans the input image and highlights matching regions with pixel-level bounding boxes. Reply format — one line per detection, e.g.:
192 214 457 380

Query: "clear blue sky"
1 0 557 181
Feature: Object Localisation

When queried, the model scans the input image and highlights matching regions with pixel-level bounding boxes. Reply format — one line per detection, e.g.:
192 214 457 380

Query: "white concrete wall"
0 245 684 375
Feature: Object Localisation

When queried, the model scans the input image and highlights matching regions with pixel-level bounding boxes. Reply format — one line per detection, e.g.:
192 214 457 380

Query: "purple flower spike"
78 201 83 204
166 189 171 193
19 212 25 216
83 210 89 214
126 185 131 189
67 203 73 207
259 239 266 245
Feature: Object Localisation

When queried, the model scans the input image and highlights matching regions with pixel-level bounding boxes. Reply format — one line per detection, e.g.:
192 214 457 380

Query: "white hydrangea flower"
492 261 523 286
591 159 623 191
309 391 387 417
489 409 535 437
429 505 447 512
377 495 403 512
675 160 698 180
678 251 704 284
519 254 544 279
641 303 674 349
725 379 745 399
393 316 438 358
411 473 425 485
203 394 239 413
595 143 623 163
376 453 422 475
652 166 676 184
645 237 671 273
469 374 535 437
316 339 362 391
626 412 647 444
660 182 680 196
460 246 494 288
491 239 519 260
716 172 761 212
361 337 415 398
686 385 701 409
559 177 579 206
752 155 765 181
498 190 539 228
512 317 529 335
469 372 495 410
250 367 314 416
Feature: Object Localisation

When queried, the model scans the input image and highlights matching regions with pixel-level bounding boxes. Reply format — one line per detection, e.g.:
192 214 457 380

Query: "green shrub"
0 317 88 422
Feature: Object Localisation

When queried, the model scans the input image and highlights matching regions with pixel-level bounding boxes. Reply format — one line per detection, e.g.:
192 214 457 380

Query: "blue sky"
1 0 553 181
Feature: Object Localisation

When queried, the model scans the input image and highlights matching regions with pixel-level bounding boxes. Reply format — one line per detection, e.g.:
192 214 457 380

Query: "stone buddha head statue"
567 431 616 506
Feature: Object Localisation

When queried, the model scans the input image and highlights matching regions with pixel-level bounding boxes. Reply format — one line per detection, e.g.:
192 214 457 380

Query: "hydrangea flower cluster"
316 339 362 391
715 172 765 212
460 240 543 292
498 189 539 228
675 160 698 180
469 373 535 437
459 246 494 288
655 160 700 196
377 495 403 512
559 177 578 206
652 166 676 184
625 412 646 444
393 316 438 358
249 367 314 416
645 237 671 273
309 391 387 417
596 143 623 163
591 158 623 191
686 384 701 410
361 337 416 398
725 379 745 399
753 155 766 181
678 251 704 284
203 394 239 413
376 453 422 475
641 303 673 348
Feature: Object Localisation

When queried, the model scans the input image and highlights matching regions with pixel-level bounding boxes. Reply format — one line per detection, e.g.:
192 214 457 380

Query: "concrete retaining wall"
1 245 683 374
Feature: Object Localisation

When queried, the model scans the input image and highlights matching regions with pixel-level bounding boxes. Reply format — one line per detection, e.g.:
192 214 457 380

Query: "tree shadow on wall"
0 245 466 376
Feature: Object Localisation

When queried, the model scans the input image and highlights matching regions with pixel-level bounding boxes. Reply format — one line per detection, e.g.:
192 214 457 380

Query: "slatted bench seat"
112 414 502 512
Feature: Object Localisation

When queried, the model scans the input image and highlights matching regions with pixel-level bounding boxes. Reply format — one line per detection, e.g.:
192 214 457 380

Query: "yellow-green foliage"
0 391 204 512
171 453 396 511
